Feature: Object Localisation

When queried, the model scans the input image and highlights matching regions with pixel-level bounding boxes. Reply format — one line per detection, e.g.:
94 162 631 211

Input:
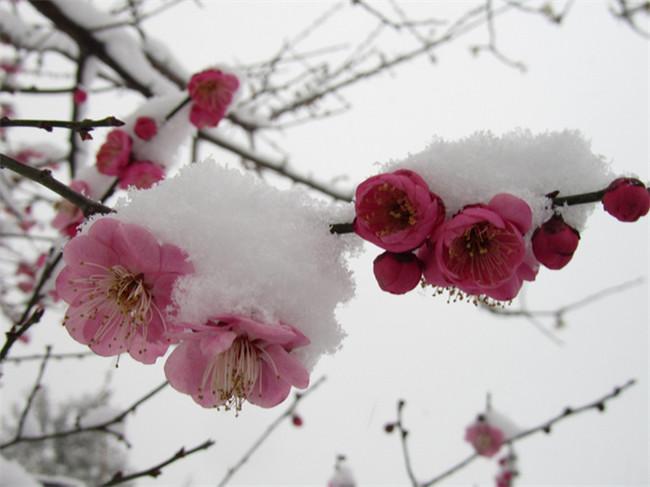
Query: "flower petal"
488 193 532 234
113 222 161 273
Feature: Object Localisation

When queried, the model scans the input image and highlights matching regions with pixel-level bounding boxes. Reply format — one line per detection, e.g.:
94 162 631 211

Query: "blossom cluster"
354 170 649 302
56 217 310 411
50 67 240 238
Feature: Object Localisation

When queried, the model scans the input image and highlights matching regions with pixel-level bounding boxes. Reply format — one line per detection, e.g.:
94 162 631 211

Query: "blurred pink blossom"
55 218 193 363
118 160 164 189
73 87 87 104
187 68 239 128
51 180 90 237
165 314 309 410
96 129 132 176
133 116 158 140
354 169 445 252
465 420 505 458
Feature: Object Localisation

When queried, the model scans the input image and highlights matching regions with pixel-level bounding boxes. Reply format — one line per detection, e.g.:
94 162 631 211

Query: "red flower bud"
602 177 650 222
73 87 87 104
532 215 580 270
291 414 303 427
134 116 158 141
373 251 423 294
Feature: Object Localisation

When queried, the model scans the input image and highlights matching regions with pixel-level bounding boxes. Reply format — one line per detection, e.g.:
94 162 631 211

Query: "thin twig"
217 376 327 487
0 382 169 449
12 346 52 442
4 351 96 364
100 439 215 486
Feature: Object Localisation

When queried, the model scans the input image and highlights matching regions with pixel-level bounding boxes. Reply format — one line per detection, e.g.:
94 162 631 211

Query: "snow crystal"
390 130 613 231
112 160 359 370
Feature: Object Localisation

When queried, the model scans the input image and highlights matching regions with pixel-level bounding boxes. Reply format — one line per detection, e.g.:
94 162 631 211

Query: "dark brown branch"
0 116 124 134
0 153 113 217
0 382 169 449
329 222 354 234
100 439 215 486
217 376 327 487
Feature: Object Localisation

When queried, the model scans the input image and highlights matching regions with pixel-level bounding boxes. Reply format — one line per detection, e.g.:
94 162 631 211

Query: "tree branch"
100 439 215 486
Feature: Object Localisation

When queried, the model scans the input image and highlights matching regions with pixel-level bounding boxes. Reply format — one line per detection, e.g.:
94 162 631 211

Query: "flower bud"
531 214 580 270
602 177 650 222
134 116 158 141
372 251 422 294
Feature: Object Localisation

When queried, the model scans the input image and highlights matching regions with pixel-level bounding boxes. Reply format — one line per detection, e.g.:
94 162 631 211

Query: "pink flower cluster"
355 170 650 301
354 170 537 301
465 418 505 458
56 218 310 411
95 124 164 190
187 69 239 129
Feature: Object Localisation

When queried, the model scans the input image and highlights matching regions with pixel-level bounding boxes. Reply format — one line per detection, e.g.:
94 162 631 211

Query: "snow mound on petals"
391 130 613 231
113 160 358 369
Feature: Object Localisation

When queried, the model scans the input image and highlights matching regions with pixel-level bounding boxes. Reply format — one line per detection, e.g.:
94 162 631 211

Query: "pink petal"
159 243 194 274
264 345 310 388
488 193 532 234
164 340 207 395
248 367 292 408
113 222 161 273
127 333 169 364
218 314 298 345
63 235 119 268
199 329 237 357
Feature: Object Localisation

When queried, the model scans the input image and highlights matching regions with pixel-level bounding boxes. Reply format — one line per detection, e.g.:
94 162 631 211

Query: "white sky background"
1 1 648 486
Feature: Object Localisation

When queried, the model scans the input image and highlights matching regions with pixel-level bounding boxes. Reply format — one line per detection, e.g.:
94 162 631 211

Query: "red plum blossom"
133 116 158 141
96 129 132 176
56 218 193 363
602 177 650 222
465 420 505 457
164 314 309 411
373 251 422 294
420 193 537 301
187 68 239 129
118 161 165 190
532 214 580 270
354 169 445 252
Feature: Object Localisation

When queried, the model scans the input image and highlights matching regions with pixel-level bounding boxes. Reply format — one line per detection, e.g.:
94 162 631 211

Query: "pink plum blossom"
55 218 193 364
51 180 90 237
164 314 310 411
96 129 132 176
118 161 165 189
373 251 422 294
532 214 580 270
465 420 505 457
354 169 445 252
133 116 158 140
187 68 239 128
602 177 650 222
73 87 87 104
420 193 537 301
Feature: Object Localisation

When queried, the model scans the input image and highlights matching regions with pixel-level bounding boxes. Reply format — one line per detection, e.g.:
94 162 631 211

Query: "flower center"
474 432 494 453
64 263 159 352
107 266 150 320
447 222 521 286
361 183 417 236
202 336 263 412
